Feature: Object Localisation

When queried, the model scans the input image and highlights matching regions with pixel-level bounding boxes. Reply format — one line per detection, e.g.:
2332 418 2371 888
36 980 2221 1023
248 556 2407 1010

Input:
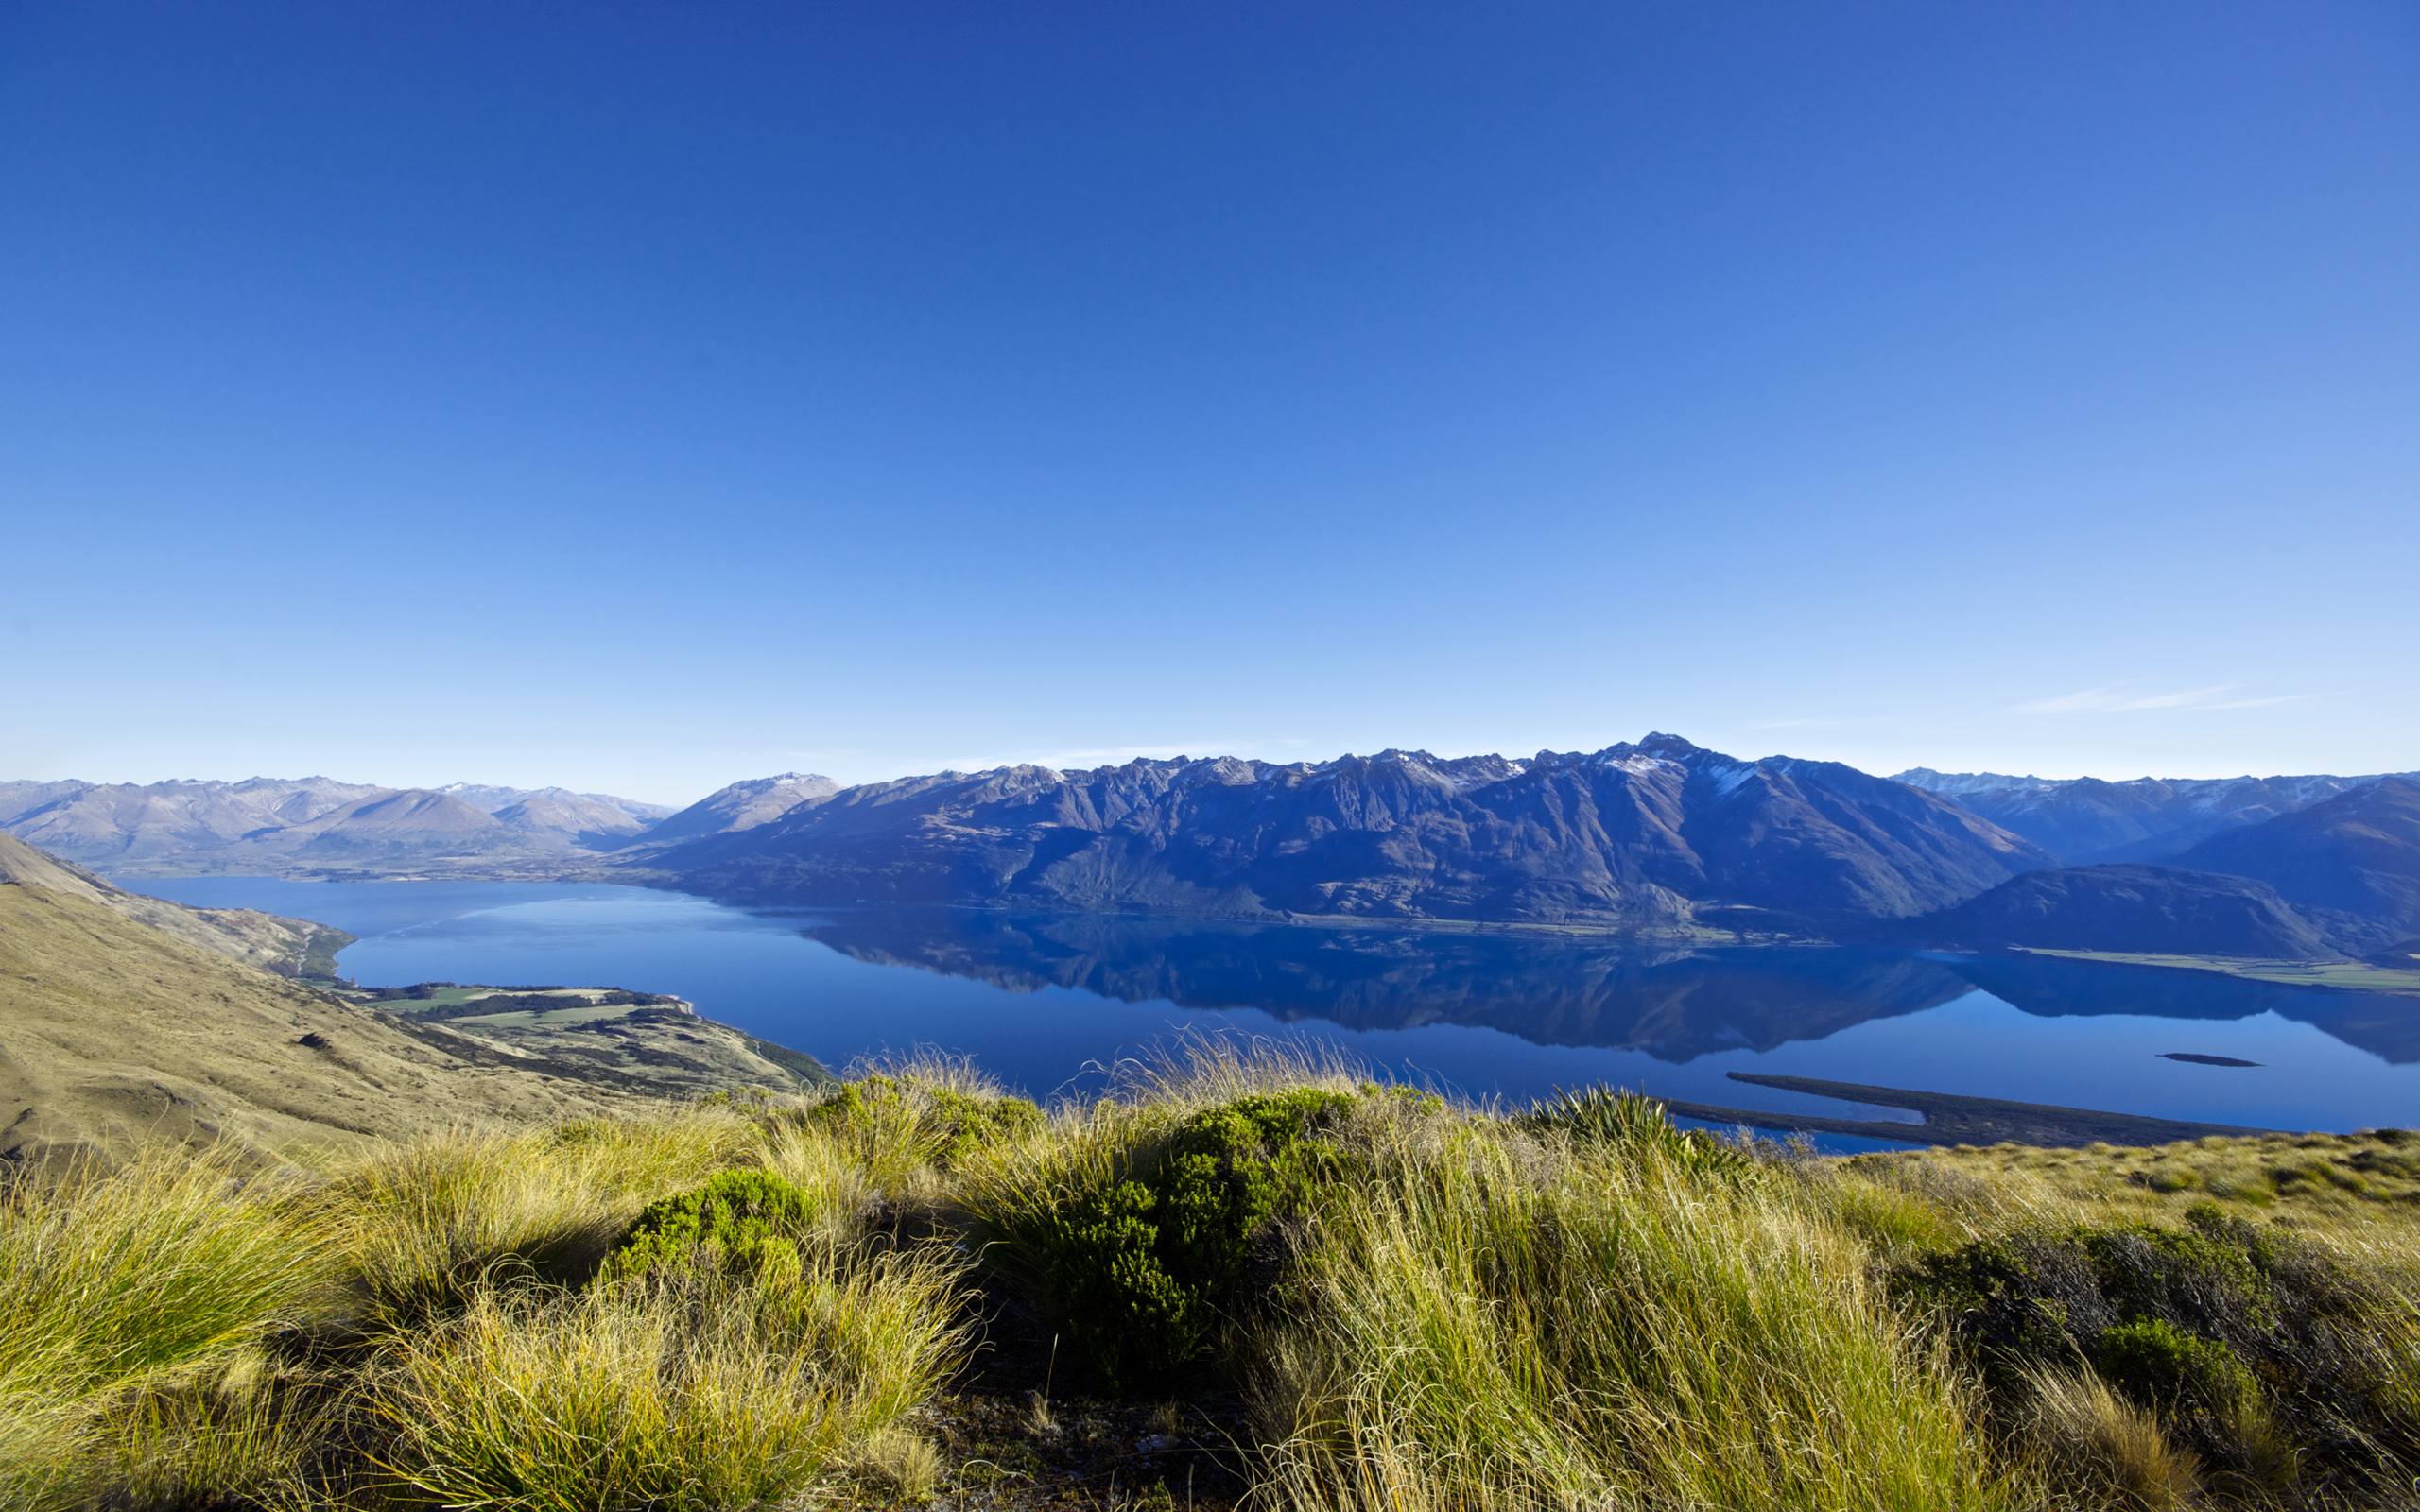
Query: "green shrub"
1897 1231 2116 1390
2075 1221 2274 1341
1899 1210 2420 1500
602 1169 821 1284
1025 1089 1354 1386
2097 1318 2258 1421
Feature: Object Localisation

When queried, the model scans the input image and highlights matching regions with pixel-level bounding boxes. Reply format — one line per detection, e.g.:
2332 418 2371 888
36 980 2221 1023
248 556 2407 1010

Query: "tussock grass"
799 1050 1046 1197
334 1108 755 1329
0 1152 333 1509
2015 1364 2203 1511
3 1046 2413 1512
108 1353 337 1512
365 1253 965 1511
1254 1113 2014 1512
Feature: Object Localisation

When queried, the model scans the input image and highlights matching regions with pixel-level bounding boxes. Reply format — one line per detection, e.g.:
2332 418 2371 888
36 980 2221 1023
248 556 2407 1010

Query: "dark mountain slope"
1912 864 2342 959
2173 778 2420 940
653 735 2050 927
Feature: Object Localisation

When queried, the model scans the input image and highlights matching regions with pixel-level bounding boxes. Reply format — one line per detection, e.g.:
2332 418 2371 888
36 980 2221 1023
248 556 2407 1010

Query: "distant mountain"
1895 767 2412 864
3 779 309 860
441 782 674 825
2171 778 2420 948
271 789 513 858
434 781 537 812
0 775 672 875
1912 864 2342 959
228 775 393 824
650 735 2050 928
0 779 90 823
493 788 659 848
632 773 840 848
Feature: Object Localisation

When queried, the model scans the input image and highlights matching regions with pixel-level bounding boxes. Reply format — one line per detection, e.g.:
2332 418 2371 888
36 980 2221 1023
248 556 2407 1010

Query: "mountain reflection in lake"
121 879 2420 1142
796 911 1975 1062
788 908 2420 1128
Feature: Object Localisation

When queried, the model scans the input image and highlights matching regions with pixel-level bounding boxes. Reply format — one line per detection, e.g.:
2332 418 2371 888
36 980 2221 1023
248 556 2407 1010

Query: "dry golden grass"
1853 1127 2420 1269
2 1048 2412 1512
1253 1113 2018 1512
364 1255 965 1512
2014 1365 2204 1511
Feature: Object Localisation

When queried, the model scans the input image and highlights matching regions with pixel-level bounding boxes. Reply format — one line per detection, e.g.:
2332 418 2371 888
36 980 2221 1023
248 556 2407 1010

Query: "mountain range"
9 742 2416 964
1894 766 2418 864
0 777 674 875
2171 778 2420 951
648 735 2050 929
1909 779 2420 962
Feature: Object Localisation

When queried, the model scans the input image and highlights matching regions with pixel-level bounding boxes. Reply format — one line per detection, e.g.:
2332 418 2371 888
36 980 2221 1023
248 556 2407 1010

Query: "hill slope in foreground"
0 833 821 1164
4 1055 2413 1512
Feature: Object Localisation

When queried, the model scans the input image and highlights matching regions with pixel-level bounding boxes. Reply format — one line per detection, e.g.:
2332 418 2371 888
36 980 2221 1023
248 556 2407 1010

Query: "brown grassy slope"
0 852 821 1165
0 832 346 977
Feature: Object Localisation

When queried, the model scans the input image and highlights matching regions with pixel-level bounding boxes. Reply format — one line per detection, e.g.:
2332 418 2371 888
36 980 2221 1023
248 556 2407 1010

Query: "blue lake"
127 876 2420 1141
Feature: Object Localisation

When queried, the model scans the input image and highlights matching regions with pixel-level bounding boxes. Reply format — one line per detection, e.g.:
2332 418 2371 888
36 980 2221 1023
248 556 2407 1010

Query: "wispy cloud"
2016 684 2326 715
2197 692 2333 712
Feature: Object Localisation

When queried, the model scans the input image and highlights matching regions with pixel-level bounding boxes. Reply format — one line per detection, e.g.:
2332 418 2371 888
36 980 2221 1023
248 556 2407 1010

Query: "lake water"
127 876 2420 1143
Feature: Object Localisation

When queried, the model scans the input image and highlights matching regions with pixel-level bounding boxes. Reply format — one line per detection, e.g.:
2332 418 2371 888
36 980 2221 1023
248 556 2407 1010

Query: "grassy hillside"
0 832 352 978
6 1047 2413 1512
0 850 822 1166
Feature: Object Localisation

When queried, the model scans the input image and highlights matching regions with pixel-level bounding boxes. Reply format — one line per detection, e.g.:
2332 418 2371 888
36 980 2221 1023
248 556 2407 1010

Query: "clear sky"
3 4 2413 805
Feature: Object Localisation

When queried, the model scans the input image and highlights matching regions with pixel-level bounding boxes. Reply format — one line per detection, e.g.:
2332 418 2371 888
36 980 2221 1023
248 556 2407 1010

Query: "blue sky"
4 4 2413 804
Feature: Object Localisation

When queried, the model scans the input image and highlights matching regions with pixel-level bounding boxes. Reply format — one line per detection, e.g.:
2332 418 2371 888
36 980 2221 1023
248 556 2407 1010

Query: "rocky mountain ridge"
648 734 2052 929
